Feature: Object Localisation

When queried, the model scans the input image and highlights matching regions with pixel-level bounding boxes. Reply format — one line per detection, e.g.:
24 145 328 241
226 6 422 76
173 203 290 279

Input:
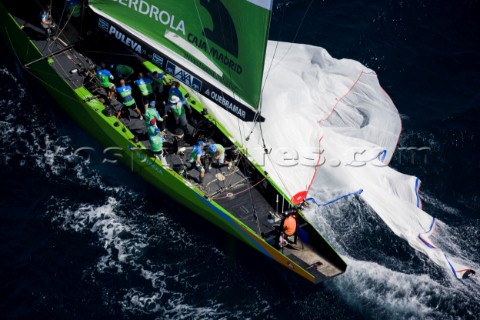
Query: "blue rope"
306 189 364 207
414 177 421 208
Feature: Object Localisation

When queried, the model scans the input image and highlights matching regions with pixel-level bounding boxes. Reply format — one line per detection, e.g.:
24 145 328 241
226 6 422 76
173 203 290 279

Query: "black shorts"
152 150 163 156
122 102 137 110
141 93 156 106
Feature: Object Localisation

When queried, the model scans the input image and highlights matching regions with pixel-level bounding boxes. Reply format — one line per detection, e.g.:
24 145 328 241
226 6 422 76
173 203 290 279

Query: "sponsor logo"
112 0 185 35
108 25 142 54
205 89 246 120
152 53 164 66
98 18 109 32
187 33 242 74
166 61 202 91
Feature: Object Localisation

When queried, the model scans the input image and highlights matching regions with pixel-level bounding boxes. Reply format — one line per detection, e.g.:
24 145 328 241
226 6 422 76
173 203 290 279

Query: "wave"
333 258 467 320
47 194 282 318
305 192 480 319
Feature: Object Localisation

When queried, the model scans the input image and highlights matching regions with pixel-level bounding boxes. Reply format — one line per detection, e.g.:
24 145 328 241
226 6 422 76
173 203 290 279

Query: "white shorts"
216 152 225 164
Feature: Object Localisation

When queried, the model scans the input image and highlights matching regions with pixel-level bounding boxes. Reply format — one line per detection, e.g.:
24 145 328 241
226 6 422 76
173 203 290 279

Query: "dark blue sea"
1 0 479 319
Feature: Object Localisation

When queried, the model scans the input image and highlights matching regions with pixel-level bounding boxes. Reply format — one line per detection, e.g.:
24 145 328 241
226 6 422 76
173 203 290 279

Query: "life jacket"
189 145 202 162
145 107 160 124
116 85 135 106
135 78 153 96
214 144 225 155
147 124 160 137
149 135 163 153
283 215 297 236
96 69 112 88
171 102 185 117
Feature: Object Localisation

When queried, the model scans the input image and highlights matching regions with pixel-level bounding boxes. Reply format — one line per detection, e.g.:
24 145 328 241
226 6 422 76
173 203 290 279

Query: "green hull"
0 3 346 284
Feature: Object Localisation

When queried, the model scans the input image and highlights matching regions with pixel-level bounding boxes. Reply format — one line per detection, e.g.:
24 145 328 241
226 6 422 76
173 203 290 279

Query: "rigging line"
265 152 291 199
204 167 238 188
224 146 244 189
50 7 74 50
247 44 284 142
245 115 259 141
207 176 249 198
275 0 315 67
192 1 213 56
259 40 279 100
22 67 85 104
222 118 243 187
46 19 82 77
305 189 364 207
253 3 287 117
40 37 54 56
244 156 263 235
4 27 24 66
79 0 87 48
59 2 67 28
56 0 68 36
23 44 74 68
258 121 268 152
211 177 266 200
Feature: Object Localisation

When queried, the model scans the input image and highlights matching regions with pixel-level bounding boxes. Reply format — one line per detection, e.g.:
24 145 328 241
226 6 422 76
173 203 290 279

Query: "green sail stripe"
88 0 271 110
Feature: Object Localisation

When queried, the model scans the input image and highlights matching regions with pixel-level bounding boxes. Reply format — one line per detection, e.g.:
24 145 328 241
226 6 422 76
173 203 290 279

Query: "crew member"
168 81 189 107
116 79 142 119
147 118 161 136
145 101 164 131
149 130 167 166
113 64 134 81
279 209 297 248
40 4 55 39
165 95 191 135
207 143 231 170
134 72 155 110
96 63 116 100
148 70 164 95
189 140 206 184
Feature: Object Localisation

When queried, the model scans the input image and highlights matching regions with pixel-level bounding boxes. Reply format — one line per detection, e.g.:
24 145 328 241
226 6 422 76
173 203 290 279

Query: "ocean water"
1 0 479 319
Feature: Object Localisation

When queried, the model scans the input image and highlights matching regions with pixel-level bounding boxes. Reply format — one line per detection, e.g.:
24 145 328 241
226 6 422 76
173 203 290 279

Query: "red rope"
317 70 365 125
305 136 324 194
304 70 365 194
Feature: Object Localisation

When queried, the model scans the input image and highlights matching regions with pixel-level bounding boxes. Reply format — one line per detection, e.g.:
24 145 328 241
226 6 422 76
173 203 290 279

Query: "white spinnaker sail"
193 41 473 279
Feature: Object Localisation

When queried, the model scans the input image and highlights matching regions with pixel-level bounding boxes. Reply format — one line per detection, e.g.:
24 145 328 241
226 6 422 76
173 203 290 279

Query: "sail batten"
88 0 272 121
